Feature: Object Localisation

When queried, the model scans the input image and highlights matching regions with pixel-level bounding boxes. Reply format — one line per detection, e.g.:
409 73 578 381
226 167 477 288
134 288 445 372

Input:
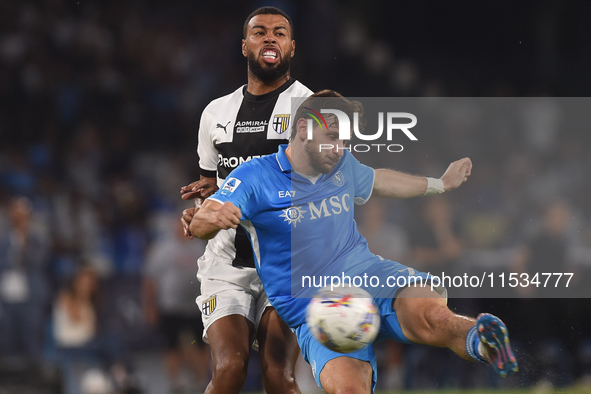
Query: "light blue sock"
466 325 487 363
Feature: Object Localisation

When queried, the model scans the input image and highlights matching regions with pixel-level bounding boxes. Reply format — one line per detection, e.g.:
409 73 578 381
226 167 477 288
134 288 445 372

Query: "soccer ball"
306 286 380 353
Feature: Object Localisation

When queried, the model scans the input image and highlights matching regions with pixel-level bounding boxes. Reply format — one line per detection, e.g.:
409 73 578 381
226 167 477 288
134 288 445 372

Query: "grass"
371 390 590 394
251 389 591 394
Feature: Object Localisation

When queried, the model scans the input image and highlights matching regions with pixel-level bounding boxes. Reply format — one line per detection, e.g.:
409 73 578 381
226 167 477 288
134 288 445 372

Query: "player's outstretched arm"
189 200 242 240
373 169 430 199
372 157 472 199
440 157 472 191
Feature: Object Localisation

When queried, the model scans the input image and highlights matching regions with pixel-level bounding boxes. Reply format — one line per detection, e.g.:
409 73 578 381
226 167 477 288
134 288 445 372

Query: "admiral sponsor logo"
235 120 268 133
202 295 217 316
272 114 290 134
218 154 261 168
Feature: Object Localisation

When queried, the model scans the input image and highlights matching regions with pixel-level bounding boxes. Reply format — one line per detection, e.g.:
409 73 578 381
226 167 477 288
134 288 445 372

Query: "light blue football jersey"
209 144 377 327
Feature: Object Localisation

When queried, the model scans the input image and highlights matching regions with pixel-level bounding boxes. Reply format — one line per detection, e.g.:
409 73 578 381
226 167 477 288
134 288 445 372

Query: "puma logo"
216 121 231 133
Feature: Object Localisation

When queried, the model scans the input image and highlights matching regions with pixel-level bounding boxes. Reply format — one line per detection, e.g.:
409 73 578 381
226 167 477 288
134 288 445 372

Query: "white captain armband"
424 177 445 196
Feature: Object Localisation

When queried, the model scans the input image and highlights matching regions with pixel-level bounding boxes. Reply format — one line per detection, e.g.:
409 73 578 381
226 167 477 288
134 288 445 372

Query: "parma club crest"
272 114 290 134
202 295 217 316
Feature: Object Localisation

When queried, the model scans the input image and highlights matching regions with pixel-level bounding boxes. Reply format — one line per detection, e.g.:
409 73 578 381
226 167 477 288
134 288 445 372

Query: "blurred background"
1 0 591 393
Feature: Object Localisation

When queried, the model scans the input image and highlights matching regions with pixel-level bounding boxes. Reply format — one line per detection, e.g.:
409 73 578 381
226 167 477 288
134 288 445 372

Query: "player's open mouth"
262 48 279 63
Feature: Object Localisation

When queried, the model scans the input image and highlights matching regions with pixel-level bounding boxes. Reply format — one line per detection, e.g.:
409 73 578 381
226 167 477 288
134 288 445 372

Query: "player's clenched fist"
189 200 242 240
212 201 242 230
441 157 472 191
181 207 196 239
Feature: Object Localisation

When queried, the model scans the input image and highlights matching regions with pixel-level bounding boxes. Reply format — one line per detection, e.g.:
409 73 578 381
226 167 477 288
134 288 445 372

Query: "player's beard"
304 139 339 174
247 49 291 83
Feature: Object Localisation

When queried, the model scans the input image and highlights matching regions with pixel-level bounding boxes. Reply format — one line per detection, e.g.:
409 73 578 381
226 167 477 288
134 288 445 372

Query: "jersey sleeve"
207 164 258 220
348 153 375 205
197 107 218 178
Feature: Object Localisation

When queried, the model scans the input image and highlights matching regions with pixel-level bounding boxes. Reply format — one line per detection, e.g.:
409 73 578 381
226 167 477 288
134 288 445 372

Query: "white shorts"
196 267 272 344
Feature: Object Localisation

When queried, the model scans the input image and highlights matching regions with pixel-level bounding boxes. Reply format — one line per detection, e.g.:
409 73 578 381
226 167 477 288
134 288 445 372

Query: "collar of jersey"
276 144 292 173
276 144 348 182
242 78 296 102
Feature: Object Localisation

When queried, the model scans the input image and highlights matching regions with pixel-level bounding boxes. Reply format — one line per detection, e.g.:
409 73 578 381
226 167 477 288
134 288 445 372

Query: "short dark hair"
291 90 365 141
243 6 294 39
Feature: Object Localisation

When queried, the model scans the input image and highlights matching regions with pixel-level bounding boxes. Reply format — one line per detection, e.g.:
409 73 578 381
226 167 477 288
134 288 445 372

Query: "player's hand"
441 157 472 191
212 201 242 230
181 178 218 200
181 207 196 239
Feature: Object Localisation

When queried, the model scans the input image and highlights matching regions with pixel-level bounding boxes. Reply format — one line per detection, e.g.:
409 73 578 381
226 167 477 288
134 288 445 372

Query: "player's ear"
290 40 295 58
241 39 247 57
296 118 308 141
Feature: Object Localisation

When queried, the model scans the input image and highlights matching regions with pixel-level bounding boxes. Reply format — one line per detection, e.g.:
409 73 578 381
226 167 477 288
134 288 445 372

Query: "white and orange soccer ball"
306 286 380 353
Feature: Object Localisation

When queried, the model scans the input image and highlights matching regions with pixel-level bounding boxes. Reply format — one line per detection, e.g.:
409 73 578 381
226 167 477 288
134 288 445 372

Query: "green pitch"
254 389 591 394
372 390 589 394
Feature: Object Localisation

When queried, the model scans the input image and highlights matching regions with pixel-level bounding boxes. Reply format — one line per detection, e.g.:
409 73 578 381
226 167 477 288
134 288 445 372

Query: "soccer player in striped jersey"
180 7 311 394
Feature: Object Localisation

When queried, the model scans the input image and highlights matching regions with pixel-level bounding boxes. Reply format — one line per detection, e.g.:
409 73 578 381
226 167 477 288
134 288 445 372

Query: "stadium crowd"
1 0 591 392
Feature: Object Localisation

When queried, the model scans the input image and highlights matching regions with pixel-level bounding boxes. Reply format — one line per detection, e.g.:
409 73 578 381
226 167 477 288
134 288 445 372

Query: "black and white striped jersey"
197 78 312 278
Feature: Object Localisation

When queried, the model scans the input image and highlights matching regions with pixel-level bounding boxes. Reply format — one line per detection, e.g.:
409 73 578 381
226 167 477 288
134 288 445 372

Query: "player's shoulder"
284 80 314 97
229 152 280 184
340 149 358 165
241 151 279 173
335 150 370 177
202 85 245 114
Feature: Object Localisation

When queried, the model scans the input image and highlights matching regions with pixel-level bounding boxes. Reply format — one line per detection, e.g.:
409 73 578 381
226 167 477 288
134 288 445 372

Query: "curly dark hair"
243 6 294 39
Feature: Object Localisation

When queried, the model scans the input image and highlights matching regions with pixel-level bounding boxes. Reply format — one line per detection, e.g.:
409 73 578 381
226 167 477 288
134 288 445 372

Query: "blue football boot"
476 313 519 377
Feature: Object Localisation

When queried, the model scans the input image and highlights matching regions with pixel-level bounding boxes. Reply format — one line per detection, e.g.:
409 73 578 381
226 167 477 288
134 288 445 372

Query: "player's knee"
331 384 369 394
416 302 453 345
398 296 452 345
212 356 249 384
261 362 297 393
321 381 368 394
261 360 292 378
321 358 372 394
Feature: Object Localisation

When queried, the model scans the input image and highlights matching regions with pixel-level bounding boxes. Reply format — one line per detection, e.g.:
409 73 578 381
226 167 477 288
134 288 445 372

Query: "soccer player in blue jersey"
189 91 518 393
